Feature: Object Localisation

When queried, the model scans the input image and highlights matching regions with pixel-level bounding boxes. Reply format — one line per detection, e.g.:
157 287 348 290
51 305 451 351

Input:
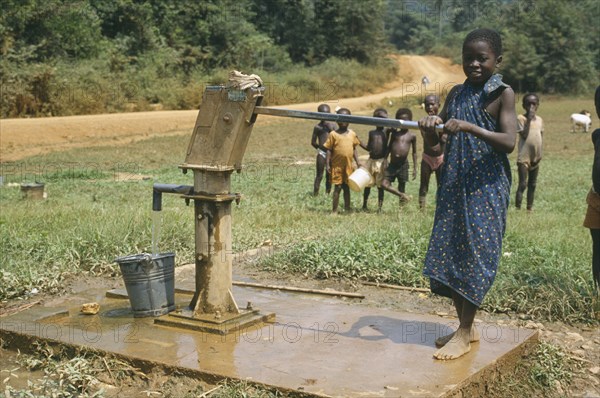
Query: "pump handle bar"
253 106 444 132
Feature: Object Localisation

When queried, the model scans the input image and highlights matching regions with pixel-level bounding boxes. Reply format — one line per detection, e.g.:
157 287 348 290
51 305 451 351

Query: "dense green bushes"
1 0 392 118
0 53 398 117
2 0 598 117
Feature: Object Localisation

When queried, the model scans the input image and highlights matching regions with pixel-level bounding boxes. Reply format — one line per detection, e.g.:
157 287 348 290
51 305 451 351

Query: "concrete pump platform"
0 276 537 397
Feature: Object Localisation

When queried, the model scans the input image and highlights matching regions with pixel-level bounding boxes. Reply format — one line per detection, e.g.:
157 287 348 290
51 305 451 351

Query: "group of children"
311 89 546 216
310 27 596 361
311 97 447 214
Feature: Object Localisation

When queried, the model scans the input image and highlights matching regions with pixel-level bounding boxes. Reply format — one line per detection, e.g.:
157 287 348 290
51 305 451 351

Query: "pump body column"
190 169 238 316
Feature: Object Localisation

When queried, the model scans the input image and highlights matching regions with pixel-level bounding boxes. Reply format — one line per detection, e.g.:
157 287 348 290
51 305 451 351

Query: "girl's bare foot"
433 328 472 360
435 326 480 348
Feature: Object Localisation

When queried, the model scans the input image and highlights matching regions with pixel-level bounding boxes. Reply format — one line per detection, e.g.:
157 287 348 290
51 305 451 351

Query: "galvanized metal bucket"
115 252 176 317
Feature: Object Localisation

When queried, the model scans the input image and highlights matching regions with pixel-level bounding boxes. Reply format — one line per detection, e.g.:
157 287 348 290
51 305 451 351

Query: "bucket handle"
140 253 154 274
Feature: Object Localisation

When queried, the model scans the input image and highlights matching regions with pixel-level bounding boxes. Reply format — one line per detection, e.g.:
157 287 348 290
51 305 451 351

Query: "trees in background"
1 0 388 71
384 0 599 94
1 0 392 116
500 0 597 94
0 0 597 117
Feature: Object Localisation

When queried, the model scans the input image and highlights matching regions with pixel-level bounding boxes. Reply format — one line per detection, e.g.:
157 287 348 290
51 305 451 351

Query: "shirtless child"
418 95 446 209
324 108 361 213
311 104 337 196
382 108 416 202
515 93 543 211
362 108 390 212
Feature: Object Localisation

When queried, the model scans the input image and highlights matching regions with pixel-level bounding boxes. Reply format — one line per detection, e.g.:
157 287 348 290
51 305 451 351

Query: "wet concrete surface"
0 278 537 397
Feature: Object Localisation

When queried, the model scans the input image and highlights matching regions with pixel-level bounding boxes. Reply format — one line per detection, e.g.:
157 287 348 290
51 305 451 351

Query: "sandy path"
0 55 463 162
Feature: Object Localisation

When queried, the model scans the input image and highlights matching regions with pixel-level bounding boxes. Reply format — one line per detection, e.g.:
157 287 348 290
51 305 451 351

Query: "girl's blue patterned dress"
424 74 511 307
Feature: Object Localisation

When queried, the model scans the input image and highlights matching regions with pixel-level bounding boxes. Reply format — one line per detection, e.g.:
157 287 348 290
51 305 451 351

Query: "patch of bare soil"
0 346 215 397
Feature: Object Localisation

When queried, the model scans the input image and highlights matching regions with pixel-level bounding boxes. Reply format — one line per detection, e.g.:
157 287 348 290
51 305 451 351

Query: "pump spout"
153 183 194 211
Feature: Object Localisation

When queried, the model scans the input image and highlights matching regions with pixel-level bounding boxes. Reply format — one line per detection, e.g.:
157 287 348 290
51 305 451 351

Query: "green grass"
483 340 578 397
1 96 598 323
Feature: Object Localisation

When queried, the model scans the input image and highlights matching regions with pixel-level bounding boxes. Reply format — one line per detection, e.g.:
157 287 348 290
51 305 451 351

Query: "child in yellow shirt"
324 108 361 213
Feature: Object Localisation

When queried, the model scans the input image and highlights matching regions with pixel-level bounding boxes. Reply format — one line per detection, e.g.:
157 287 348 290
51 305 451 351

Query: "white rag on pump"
227 70 263 90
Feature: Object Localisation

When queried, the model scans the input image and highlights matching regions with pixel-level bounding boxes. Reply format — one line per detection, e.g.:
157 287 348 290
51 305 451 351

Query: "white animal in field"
571 110 592 133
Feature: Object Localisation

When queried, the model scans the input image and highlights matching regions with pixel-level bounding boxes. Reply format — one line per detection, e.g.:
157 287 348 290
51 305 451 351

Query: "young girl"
324 108 361 213
516 93 543 211
418 28 518 360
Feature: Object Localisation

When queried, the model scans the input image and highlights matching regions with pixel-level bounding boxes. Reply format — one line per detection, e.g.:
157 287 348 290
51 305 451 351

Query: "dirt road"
0 55 463 162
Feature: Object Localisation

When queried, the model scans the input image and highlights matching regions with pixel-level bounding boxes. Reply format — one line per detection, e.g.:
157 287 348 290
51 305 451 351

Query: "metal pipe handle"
253 106 445 132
